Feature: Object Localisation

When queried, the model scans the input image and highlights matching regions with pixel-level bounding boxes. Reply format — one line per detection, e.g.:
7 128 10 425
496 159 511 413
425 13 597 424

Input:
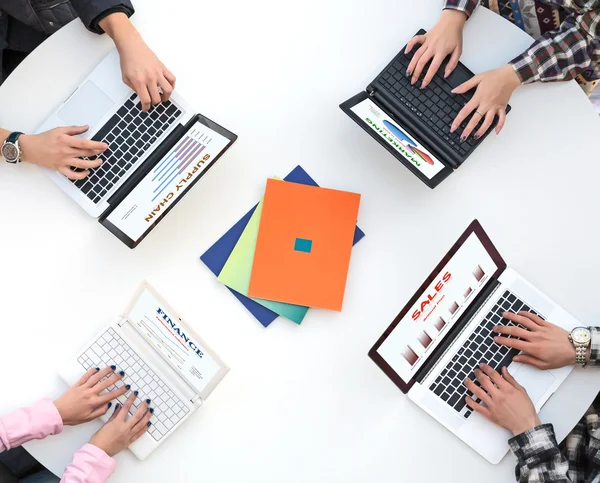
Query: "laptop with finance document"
340 29 510 189
59 281 228 460
36 49 237 248
368 220 580 463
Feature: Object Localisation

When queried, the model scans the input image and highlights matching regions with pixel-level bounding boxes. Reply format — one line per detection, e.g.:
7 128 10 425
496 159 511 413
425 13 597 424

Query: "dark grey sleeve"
69 0 135 34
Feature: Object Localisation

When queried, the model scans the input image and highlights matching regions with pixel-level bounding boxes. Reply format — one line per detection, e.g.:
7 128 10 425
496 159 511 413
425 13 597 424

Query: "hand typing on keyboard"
89 391 153 457
494 311 577 370
54 366 128 425
450 65 520 140
464 364 541 436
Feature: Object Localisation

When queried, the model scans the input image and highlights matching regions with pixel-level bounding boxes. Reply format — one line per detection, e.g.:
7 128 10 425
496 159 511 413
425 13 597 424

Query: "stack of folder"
201 166 365 326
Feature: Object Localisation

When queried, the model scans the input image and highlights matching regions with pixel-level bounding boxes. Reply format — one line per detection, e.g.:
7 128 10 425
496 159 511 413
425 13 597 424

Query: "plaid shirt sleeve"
509 424 571 482
509 2 600 84
442 0 479 18
587 327 600 366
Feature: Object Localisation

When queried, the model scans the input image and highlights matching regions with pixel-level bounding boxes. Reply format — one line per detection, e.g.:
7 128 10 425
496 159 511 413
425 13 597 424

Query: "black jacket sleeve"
69 0 135 34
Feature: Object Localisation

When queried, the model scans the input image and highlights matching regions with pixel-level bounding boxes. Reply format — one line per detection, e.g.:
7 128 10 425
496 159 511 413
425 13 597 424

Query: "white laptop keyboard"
77 327 190 441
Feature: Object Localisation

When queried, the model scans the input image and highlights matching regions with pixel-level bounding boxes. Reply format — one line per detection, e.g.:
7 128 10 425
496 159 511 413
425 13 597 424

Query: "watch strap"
6 131 23 144
575 344 588 366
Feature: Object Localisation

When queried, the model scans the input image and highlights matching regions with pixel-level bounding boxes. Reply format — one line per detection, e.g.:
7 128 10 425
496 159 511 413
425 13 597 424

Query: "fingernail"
406 69 412 76
444 71 449 78
474 134 481 140
108 402 112 408
110 365 116 370
114 404 120 410
460 136 466 143
149 408 154 414
119 371 125 376
480 363 485 368
147 422 152 427
146 398 151 404
494 336 499 341
134 390 139 396
125 384 131 390
95 367 100 371
451 88 457 94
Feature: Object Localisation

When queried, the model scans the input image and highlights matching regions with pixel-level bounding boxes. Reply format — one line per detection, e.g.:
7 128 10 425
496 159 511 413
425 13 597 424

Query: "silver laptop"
369 220 579 464
59 282 229 460
36 49 237 247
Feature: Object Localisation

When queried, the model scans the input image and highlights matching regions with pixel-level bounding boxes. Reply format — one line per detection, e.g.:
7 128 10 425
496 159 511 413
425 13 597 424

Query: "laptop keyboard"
375 50 481 160
71 93 182 204
77 327 190 441
428 290 544 420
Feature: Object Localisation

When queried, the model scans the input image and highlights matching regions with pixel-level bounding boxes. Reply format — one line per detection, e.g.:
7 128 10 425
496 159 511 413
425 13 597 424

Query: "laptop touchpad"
58 80 114 130
512 364 555 404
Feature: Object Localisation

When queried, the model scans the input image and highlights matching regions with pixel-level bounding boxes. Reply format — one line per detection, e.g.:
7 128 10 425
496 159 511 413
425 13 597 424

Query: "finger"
108 403 122 422
131 407 153 434
96 384 129 405
148 81 162 107
464 378 492 405
512 354 548 369
135 84 152 112
474 110 495 139
460 108 485 140
465 396 491 418
88 401 114 421
445 48 461 78
76 367 100 386
474 368 498 395
407 44 428 79
451 100 477 133
421 53 445 89
495 107 507 135
405 35 426 54
501 366 524 391
58 165 89 180
61 125 89 136
68 157 103 170
478 363 508 389
494 335 529 352
517 311 547 327
163 68 176 88
119 392 137 421
127 399 150 428
131 420 151 444
451 76 480 95
94 370 125 393
67 136 108 152
412 48 434 85
85 366 116 388
493 325 530 340
158 75 174 102
502 312 542 330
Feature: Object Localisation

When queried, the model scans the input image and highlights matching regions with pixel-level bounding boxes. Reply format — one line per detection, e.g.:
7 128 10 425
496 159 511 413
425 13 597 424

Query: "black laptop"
340 29 511 189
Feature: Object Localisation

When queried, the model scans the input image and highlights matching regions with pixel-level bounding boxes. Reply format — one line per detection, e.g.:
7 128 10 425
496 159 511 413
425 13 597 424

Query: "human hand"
19 127 106 180
450 64 520 140
89 392 153 457
54 367 128 426
464 364 541 436
405 10 467 89
100 13 175 112
494 312 577 370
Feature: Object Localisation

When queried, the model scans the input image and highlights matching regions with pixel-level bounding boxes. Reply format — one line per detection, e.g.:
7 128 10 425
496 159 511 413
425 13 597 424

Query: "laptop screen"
369 220 506 392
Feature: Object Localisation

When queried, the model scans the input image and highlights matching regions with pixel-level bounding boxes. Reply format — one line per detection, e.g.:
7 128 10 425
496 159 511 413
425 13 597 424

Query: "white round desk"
1 1 600 481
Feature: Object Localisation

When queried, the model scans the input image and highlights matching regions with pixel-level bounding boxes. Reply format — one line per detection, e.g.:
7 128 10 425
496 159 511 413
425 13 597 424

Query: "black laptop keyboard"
375 50 481 159
428 290 544 420
71 93 182 204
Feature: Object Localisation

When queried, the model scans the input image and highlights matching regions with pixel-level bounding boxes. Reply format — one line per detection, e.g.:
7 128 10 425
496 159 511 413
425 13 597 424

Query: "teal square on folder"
294 238 312 253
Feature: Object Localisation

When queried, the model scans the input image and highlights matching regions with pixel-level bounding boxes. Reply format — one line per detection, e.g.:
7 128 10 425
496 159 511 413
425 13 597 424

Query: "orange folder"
248 178 361 311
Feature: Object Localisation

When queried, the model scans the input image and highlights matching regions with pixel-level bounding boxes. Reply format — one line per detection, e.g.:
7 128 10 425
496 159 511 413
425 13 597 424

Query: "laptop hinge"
367 85 458 169
414 278 501 385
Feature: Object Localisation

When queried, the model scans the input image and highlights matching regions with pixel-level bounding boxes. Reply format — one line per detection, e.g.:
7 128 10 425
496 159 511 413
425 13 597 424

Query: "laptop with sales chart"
368 220 579 464
340 29 510 189
59 281 229 460
36 49 237 248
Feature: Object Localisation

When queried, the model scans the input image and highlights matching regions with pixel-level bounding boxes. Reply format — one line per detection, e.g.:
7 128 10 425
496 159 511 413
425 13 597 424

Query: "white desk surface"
1 1 600 481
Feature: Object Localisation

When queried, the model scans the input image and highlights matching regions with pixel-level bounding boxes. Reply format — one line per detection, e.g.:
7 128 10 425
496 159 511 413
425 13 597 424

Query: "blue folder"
200 165 365 327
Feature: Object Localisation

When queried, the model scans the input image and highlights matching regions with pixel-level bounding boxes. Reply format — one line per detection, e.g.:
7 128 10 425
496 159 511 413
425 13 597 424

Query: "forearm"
0 128 11 145
61 444 116 483
443 0 479 18
98 12 142 51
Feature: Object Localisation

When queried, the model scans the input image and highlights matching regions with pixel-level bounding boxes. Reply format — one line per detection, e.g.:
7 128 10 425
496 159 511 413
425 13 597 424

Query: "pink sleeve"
61 444 116 483
0 398 63 451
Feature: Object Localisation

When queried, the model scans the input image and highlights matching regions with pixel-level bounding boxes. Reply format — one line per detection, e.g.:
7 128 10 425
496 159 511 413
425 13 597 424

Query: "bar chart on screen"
150 127 212 202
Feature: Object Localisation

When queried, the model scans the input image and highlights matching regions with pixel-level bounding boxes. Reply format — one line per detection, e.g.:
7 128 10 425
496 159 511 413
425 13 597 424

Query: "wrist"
501 64 521 90
511 415 541 436
441 9 468 27
18 134 34 164
99 12 140 49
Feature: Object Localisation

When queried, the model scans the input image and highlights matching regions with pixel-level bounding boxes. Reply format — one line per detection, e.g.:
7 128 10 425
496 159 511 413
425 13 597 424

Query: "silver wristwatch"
1 131 24 164
569 327 591 366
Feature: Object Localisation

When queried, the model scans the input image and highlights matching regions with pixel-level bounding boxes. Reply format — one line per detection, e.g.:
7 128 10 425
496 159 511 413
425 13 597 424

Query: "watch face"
572 327 591 344
2 143 18 162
